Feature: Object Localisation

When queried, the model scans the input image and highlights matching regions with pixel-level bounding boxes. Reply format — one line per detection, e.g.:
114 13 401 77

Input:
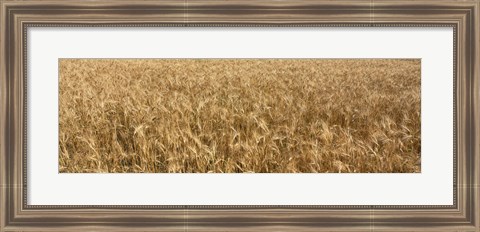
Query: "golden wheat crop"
59 59 420 173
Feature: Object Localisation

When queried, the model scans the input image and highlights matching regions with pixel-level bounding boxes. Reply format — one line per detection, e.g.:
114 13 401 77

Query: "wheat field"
59 59 420 173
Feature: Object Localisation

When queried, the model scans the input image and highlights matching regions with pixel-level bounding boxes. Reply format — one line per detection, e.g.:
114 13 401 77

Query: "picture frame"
1 0 478 231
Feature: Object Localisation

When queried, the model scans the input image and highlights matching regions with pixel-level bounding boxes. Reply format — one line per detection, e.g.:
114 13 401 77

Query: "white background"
28 27 453 205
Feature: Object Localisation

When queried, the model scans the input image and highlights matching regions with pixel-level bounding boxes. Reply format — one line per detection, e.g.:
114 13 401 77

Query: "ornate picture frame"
1 0 478 231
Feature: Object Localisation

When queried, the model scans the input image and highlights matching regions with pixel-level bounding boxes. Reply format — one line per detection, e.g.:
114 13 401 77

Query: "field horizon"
59 59 421 173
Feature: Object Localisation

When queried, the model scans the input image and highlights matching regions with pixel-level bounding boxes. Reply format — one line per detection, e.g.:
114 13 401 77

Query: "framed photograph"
1 0 478 231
